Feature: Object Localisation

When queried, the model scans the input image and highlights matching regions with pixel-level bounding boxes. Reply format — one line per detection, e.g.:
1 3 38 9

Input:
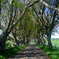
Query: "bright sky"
0 29 3 35
51 26 59 38
51 32 59 38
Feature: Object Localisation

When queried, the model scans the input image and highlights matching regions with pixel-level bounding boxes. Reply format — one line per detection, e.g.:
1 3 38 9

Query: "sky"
51 26 59 38
51 32 59 38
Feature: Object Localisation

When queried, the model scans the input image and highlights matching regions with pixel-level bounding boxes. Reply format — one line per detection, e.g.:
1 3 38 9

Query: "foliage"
13 0 25 8
37 40 59 59
0 45 27 59
0 0 59 59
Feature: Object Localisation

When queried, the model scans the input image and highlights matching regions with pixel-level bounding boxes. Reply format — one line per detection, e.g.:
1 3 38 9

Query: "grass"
37 39 59 59
0 39 59 59
0 45 27 59
37 45 59 59
51 39 59 48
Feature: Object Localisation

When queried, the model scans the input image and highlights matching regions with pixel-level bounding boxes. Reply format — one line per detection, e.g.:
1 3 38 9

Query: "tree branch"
7 0 59 34
40 0 59 12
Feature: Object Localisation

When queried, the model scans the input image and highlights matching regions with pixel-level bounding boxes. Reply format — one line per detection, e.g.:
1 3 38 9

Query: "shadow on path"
8 45 50 59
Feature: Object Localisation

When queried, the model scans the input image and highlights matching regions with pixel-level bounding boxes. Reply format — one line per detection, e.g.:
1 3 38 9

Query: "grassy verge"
51 39 59 48
0 45 27 59
37 45 59 59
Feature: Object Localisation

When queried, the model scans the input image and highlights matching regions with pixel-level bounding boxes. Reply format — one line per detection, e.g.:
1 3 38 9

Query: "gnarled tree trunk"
0 31 9 51
47 31 52 48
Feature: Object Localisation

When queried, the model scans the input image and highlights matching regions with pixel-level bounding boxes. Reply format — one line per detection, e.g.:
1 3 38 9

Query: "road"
8 45 50 59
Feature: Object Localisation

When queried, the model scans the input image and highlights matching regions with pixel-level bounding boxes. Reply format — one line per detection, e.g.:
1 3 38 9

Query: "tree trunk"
0 39 5 50
12 33 19 46
0 37 6 51
0 31 9 51
37 37 41 44
47 31 52 48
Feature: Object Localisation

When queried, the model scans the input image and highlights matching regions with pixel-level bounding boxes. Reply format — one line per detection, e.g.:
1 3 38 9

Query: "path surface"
8 45 50 59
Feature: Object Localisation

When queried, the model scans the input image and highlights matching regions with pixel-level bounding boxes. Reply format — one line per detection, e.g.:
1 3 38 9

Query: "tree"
0 0 41 50
0 0 59 50
43 0 59 48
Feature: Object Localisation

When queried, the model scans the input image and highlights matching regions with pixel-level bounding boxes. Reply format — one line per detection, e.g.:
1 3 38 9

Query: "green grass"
37 40 59 59
0 45 27 59
51 39 59 48
0 39 59 59
37 45 59 59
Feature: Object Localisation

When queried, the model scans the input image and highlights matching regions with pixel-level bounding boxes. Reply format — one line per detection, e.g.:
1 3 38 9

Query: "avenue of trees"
0 0 59 50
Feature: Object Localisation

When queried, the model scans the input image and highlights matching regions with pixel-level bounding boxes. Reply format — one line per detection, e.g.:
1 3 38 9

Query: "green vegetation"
0 0 59 59
51 39 59 48
37 39 59 59
0 45 27 59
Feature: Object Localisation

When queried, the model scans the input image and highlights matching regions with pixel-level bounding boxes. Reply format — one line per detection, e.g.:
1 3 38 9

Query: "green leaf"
13 0 25 8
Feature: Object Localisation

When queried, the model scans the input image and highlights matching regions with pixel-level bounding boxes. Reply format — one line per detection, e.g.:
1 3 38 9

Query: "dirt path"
8 45 50 59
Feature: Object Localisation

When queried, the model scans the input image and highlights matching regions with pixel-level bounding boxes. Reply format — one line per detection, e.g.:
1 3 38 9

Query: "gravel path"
8 45 50 59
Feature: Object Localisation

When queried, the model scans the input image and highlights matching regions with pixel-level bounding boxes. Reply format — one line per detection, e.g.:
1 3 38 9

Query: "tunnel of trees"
0 0 59 51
